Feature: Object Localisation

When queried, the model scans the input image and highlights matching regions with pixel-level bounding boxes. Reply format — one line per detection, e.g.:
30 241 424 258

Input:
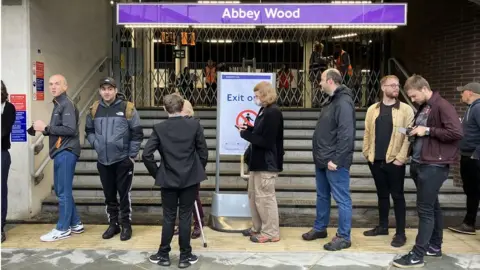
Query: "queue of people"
1 70 479 269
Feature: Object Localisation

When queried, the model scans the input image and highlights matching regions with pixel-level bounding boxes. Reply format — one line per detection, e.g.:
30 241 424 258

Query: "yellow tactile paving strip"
1 224 480 254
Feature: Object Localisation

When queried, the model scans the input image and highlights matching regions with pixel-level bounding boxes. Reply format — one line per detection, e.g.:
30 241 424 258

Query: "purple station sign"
117 3 407 26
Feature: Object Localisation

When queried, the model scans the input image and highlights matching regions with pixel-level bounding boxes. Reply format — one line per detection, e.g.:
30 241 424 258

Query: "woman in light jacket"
237 81 284 243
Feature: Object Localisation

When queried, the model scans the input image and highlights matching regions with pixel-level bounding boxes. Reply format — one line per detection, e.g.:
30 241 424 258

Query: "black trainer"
392 252 425 268
323 236 351 251
448 223 476 235
301 229 328 241
426 245 442 258
102 223 121 239
120 224 132 241
391 234 407 248
178 254 199 269
363 226 389 237
149 253 171 266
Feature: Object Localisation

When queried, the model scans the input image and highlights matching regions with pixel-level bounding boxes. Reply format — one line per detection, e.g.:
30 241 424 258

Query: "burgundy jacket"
414 91 463 164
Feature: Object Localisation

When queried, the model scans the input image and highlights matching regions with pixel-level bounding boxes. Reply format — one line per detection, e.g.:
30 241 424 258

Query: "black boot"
120 224 132 241
102 223 121 239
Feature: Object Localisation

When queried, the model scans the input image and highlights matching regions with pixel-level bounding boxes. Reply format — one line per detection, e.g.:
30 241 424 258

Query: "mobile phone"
398 127 407 135
235 125 240 129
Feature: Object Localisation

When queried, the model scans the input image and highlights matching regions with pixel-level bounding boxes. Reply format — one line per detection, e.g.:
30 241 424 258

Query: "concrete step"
137 109 367 120
73 175 456 192
140 118 366 130
79 150 371 163
74 162 410 177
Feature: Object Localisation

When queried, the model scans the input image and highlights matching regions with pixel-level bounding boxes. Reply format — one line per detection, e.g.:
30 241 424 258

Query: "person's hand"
393 160 404 166
327 161 337 171
408 126 428 137
237 125 247 133
33 120 47 132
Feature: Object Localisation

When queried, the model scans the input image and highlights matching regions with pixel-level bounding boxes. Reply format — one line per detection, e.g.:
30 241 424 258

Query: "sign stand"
209 67 276 233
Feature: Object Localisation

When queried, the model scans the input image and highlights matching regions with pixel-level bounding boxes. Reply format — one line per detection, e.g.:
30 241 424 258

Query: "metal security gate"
113 26 388 109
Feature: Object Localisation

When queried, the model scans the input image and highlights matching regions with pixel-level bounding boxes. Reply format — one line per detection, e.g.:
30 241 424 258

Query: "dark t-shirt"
412 105 431 163
374 103 394 161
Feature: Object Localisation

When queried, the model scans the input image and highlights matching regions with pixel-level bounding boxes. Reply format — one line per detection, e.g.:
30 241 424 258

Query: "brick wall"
390 0 480 186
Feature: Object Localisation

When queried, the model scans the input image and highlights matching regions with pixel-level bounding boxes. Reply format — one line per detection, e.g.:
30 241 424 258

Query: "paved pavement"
2 248 480 270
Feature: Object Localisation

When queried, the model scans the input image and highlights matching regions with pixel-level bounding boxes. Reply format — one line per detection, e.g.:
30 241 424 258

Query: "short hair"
325 68 342 85
163 94 184 114
404 74 431 91
314 42 324 51
380 75 399 86
1 80 8 103
254 81 277 105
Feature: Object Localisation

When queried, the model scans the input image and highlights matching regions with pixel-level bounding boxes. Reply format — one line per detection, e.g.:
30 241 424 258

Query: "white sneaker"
71 223 85 234
40 228 71 242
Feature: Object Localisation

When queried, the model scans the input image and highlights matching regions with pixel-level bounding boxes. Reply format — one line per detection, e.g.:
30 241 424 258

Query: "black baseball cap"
100 77 117 88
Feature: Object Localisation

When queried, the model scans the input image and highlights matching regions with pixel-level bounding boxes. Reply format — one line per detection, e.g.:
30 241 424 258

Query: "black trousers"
410 162 449 257
158 184 197 260
1 150 11 232
97 158 134 225
460 155 480 227
368 160 406 235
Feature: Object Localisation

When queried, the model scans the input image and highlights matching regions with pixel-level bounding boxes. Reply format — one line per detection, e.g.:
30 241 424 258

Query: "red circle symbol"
236 109 258 127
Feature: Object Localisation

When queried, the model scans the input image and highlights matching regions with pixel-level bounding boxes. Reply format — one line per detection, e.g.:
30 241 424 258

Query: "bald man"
33 74 83 242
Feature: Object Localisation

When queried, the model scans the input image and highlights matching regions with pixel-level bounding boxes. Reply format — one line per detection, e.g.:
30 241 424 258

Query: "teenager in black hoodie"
1 80 16 243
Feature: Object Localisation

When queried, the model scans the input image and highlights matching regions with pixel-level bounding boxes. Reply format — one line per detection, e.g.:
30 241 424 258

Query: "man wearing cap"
85 77 143 241
448 82 480 235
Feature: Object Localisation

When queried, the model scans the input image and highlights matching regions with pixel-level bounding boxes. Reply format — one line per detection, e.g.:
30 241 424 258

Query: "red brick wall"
390 0 480 186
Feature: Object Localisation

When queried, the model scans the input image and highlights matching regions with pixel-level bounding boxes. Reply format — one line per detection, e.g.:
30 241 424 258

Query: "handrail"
240 155 249 179
387 58 417 113
30 56 111 181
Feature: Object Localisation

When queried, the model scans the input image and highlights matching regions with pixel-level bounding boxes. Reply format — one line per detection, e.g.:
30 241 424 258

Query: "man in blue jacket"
33 74 83 242
85 77 143 241
302 68 356 251
448 82 480 235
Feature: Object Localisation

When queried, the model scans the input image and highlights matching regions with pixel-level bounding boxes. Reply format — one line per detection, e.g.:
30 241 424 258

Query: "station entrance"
112 2 406 109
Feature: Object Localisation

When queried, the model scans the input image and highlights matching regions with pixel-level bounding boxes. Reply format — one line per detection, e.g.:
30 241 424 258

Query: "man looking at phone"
362 75 414 247
393 75 463 268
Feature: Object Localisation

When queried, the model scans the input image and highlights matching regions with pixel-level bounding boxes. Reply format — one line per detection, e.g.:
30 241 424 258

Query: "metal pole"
215 72 222 193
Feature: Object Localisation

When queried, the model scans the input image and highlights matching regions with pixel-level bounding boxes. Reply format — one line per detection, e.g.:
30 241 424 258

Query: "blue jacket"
85 97 143 165
460 98 480 158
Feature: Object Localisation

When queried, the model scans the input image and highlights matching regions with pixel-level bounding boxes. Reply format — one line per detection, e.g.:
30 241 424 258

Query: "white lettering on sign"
264 8 300 19
222 8 261 21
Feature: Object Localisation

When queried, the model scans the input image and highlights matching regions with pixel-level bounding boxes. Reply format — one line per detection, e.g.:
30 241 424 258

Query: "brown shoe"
302 229 328 241
191 227 201 239
448 223 476 235
250 234 280 243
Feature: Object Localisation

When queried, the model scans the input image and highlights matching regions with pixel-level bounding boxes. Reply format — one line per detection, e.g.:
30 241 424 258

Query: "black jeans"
368 161 406 235
460 155 480 227
410 162 449 257
97 158 134 225
1 150 11 232
158 184 197 259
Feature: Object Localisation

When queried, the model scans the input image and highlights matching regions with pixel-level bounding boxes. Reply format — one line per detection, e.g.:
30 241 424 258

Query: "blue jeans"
313 167 352 241
54 150 81 231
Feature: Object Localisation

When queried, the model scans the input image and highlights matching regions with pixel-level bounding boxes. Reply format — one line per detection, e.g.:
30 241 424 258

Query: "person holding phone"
237 81 284 243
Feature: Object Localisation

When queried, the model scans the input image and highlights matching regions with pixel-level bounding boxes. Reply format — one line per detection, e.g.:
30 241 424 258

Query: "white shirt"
1 102 5 115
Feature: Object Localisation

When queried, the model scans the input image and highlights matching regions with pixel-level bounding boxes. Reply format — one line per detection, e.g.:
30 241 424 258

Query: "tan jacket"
363 100 415 164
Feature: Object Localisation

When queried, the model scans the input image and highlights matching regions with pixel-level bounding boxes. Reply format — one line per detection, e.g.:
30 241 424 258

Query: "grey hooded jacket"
85 96 143 165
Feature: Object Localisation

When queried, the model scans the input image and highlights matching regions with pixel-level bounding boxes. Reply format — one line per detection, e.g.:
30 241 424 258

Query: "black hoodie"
312 85 356 169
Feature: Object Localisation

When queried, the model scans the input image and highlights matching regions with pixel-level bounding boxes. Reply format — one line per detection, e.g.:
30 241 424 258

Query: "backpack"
89 100 135 120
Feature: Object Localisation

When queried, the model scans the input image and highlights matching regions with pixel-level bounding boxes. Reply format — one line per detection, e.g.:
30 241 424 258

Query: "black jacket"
240 104 284 172
43 93 81 158
459 98 480 158
142 116 208 189
312 85 356 169
1 101 16 151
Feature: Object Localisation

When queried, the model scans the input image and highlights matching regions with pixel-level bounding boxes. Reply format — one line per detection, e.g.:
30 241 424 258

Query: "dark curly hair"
1 80 8 103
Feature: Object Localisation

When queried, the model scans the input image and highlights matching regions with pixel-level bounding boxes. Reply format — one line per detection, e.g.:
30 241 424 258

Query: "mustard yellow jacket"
362 101 415 164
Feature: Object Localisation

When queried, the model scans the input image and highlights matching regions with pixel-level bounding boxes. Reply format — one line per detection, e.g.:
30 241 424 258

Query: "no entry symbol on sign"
236 109 258 127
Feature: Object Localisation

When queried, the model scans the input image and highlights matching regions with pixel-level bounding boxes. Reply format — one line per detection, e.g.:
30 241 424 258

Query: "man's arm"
430 101 463 142
142 128 160 178
395 106 415 164
45 101 77 136
240 109 282 150
362 105 373 159
127 108 144 158
2 103 16 139
473 105 480 159
85 113 96 148
332 99 355 166
195 122 208 168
